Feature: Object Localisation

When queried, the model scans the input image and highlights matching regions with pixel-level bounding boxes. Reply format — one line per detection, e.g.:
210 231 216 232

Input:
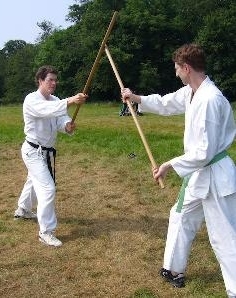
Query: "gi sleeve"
24 93 68 118
139 86 190 116
56 115 73 133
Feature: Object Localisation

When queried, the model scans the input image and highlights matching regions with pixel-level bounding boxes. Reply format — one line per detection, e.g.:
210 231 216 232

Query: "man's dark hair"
35 65 58 85
172 43 206 72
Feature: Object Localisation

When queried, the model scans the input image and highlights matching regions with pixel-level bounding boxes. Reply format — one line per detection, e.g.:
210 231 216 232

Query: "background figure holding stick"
14 65 87 247
122 43 236 297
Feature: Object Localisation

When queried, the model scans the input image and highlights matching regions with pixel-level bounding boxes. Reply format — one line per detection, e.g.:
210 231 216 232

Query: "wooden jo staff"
104 45 164 188
72 11 118 123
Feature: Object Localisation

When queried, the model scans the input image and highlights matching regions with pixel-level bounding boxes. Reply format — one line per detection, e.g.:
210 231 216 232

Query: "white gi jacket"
140 76 236 199
23 90 72 148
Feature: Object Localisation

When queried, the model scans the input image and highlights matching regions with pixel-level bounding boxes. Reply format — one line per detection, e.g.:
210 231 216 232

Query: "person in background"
122 44 236 297
119 101 128 116
14 65 88 247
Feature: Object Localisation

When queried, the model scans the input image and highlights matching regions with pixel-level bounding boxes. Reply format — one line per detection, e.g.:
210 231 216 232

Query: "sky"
0 0 75 49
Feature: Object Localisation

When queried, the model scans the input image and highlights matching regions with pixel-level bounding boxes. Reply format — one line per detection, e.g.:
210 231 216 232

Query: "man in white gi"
14 65 88 247
122 44 236 297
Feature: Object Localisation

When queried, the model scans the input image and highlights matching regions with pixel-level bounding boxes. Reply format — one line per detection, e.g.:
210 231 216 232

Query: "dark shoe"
160 268 185 288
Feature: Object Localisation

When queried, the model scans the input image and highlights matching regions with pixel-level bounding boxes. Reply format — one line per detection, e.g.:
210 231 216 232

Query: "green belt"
205 150 228 166
175 150 228 213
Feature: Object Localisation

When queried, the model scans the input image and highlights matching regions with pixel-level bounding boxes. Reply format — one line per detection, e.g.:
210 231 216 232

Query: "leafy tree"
114 0 187 95
66 0 93 24
2 0 236 104
34 25 85 98
3 44 38 104
66 0 124 24
73 0 122 100
0 51 6 100
2 40 27 58
196 3 236 100
173 0 224 38
34 12 119 101
36 20 61 43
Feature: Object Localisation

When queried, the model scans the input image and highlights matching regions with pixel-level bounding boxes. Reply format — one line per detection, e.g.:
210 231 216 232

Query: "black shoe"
160 268 185 288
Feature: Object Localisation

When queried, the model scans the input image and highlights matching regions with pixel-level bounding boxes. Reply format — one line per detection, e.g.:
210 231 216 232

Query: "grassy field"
0 103 235 298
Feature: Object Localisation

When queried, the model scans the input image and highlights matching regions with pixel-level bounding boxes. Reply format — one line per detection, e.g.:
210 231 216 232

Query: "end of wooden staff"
152 165 165 188
151 163 165 189
158 177 165 189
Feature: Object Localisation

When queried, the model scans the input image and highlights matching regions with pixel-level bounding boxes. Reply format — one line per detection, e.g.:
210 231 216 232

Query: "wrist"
133 94 141 104
67 97 74 106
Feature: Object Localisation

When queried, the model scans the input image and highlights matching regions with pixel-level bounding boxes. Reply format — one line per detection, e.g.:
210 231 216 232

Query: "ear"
183 63 191 73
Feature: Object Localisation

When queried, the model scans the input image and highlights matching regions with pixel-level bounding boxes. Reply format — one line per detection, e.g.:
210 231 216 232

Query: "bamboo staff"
72 11 118 123
104 45 164 188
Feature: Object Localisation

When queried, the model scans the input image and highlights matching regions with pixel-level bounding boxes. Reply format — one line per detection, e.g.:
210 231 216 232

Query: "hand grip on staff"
71 11 119 123
104 45 164 189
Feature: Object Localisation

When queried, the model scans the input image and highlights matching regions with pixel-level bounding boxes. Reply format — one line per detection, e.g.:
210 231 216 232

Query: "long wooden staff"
72 11 118 123
104 45 164 188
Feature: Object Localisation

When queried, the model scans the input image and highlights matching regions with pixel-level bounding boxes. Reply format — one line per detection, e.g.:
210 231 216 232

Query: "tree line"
0 0 236 104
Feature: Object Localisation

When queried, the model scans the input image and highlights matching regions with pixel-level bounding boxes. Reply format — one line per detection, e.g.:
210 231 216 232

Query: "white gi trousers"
18 141 57 233
163 176 236 297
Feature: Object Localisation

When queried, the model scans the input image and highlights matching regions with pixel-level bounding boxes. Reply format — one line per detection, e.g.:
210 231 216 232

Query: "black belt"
26 140 56 183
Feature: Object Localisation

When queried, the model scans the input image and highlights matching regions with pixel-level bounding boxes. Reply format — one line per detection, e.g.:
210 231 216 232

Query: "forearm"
66 96 77 107
66 93 88 107
128 93 142 104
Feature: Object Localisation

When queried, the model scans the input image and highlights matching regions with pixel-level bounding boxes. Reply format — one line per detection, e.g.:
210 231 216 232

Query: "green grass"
130 288 157 298
0 103 235 298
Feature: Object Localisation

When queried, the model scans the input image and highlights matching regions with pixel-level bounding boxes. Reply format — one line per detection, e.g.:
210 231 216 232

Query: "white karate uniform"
18 90 71 233
140 77 236 297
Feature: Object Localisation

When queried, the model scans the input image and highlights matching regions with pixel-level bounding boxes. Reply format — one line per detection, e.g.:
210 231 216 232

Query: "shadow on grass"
59 215 168 241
